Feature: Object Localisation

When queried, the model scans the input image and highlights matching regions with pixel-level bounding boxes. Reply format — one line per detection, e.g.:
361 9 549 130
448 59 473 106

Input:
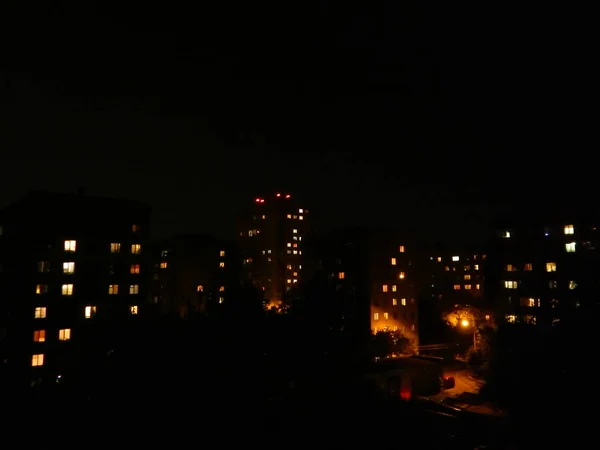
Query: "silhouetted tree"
371 330 410 358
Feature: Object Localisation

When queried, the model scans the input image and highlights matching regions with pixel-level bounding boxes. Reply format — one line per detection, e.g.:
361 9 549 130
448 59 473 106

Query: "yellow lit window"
399 245 405 253
476 284 480 290
464 284 472 290
392 285 397 292
464 274 471 280
64 240 76 252
474 264 479 270
398 272 405 279
564 224 574 235
130 305 138 315
391 257 397 265
84 306 97 318
299 216 304 220
129 285 139 295
287 214 292 219
292 229 298 234
132 224 140 232
338 272 345 279
159 261 168 269
401 298 406 306
546 262 556 272
502 231 511 238
34 307 46 318
33 330 46 342
444 266 450 271
373 313 379 320
569 280 577 290
505 315 517 323
392 298 398 306
219 250 225 257
61 284 74 296
565 242 576 253
197 285 203 292
218 297 224 303
504 280 518 289
436 256 442 262
58 329 71 341
131 244 141 254
32 354 44 367
383 312 389 319
219 286 224 292
110 243 121 253
287 279 292 284
453 284 461 290
109 284 119 295
219 262 225 268
130 264 140 274
504 264 514 271
382 284 388 292
36 284 48 294
63 262 75 274
524 263 533 271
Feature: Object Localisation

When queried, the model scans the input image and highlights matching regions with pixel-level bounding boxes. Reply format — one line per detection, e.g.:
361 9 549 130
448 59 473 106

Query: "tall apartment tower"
237 193 309 307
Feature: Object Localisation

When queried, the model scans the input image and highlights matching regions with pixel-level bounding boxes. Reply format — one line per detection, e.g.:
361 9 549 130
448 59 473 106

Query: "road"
443 368 483 396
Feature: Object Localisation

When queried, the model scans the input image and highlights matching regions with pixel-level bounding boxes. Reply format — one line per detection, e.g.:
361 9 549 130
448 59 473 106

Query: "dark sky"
0 2 595 243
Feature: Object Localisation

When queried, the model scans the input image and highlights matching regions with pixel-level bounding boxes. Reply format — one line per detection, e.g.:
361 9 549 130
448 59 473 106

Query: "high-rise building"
237 193 309 308
0 190 151 391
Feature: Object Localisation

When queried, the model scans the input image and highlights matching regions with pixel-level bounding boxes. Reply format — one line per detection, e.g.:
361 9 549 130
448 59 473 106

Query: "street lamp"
461 318 476 350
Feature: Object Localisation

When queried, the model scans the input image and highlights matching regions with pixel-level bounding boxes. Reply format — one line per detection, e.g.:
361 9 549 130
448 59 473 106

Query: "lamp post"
461 319 477 350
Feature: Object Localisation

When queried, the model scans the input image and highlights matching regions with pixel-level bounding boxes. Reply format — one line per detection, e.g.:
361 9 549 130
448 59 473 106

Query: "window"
373 313 379 320
452 256 459 261
464 274 471 280
505 315 517 323
391 257 397 265
436 256 442 262
61 284 74 295
130 264 140 274
399 245 405 253
219 250 225 257
569 280 577 290
132 224 140 232
524 263 533 271
37 261 50 273
401 298 407 306
131 244 141 254
36 284 48 294
505 264 516 272
549 280 557 289
338 272 345 279
218 297 224 304
502 231 511 238
299 216 304 220
58 329 71 341
33 330 46 342
219 286 224 292
382 284 388 292
564 224 574 235
34 307 46 318
84 306 97 318
109 284 119 295
521 298 540 307
475 284 480 290
64 240 76 252
197 285 203 292
565 242 576 253
474 264 479 271
392 285 397 292
292 229 298 234
219 262 225 268
63 262 75 274
398 272 405 279
546 262 557 272
392 298 398 306
383 312 389 319
464 284 472 290
464 265 471 271
504 281 518 289
110 243 121 253
129 285 139 295
453 284 461 290
160 261 168 269
32 354 44 367
130 305 138 315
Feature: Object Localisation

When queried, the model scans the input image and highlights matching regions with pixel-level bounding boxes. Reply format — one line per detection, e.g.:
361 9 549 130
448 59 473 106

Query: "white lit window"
298 209 303 213
504 280 518 289
452 256 459 262
110 243 121 253
502 231 511 238
564 225 574 235
109 284 119 295
61 284 74 296
565 242 576 253
63 262 75 274
131 244 141 254
32 354 44 367
299 216 304 220
84 306 97 318
129 285 139 295
34 307 46 318
64 240 76 252
58 329 71 341
293 229 298 234
130 305 138 315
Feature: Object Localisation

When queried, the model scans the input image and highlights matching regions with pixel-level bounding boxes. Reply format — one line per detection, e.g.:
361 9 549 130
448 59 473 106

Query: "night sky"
0 2 594 243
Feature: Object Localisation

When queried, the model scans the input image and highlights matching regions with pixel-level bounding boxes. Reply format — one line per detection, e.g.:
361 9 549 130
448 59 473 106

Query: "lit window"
58 329 71 341
161 250 168 257
293 279 298 283
130 305 138 315
453 285 461 290
565 242 576 253
564 225 574 235
110 243 121 253
391 257 397 265
159 261 167 269
436 256 442 262
197 285 203 292
401 298 406 306
383 312 389 319
549 280 557 289
502 231 511 238
31 354 44 367
464 274 471 280
299 216 303 220
84 306 97 318
382 284 388 292
338 272 345 279
569 280 577 290
64 240 76 252
219 250 225 257
37 261 50 273
61 284 74 296
36 284 48 294
219 262 225 268
129 285 139 295
63 262 75 274
33 330 46 342
444 266 450 271
392 298 398 306
521 298 539 307
505 264 516 272
398 272 405 279
399 245 405 253
287 279 292 284
34 307 46 318
132 224 140 232
293 229 298 234
546 262 557 272
524 263 533 271
474 264 479 270
218 297 224 304
504 280 518 289
392 285 397 292
452 256 459 262
464 265 471 271
109 284 119 295
505 315 517 323
298 209 303 213
464 284 472 290
373 313 379 320
131 244 141 254
219 286 224 292
287 214 292 219
287 243 292 247
475 284 480 290
130 264 140 274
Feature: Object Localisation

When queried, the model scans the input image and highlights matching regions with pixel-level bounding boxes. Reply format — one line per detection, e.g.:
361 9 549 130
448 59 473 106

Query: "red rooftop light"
255 198 260 202
276 193 281 197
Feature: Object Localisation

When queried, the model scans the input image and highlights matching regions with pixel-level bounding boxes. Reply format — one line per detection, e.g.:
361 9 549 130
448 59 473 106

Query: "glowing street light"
461 319 469 327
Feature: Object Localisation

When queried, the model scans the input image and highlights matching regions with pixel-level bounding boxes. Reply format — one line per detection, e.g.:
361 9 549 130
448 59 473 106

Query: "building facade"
0 190 151 391
237 193 309 308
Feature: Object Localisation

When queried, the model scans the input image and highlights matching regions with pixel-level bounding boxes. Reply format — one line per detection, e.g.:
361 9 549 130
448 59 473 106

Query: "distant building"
0 190 151 391
150 235 241 317
237 193 309 308
308 228 419 350
487 217 600 328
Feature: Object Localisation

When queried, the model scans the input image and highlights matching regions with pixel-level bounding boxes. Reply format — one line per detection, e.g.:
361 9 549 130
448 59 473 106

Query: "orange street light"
461 319 469 327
